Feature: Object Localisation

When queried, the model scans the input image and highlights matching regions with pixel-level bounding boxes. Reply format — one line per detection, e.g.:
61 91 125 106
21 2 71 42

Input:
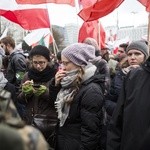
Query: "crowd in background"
0 36 149 150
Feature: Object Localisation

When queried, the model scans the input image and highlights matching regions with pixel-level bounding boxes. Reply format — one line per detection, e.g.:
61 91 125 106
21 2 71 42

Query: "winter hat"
83 37 100 50
126 40 149 59
62 43 96 66
29 45 50 61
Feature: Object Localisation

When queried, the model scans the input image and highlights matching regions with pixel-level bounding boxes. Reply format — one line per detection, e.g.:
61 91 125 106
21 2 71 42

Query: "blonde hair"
74 67 85 90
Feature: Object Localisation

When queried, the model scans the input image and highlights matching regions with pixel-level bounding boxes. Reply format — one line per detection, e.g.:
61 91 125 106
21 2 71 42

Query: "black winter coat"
17 66 57 146
6 50 27 92
105 69 126 116
107 57 150 150
50 72 105 150
4 82 16 103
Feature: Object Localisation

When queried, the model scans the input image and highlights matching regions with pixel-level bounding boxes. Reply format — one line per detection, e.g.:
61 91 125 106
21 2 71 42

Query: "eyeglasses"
32 61 47 65
62 61 71 66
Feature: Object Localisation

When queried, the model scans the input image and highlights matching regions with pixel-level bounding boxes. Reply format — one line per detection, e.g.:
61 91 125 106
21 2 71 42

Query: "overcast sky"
101 0 148 27
48 0 148 27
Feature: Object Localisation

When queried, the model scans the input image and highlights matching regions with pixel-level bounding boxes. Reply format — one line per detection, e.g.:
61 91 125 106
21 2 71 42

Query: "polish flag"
138 0 150 12
78 0 124 22
0 0 50 30
78 0 97 8
16 0 75 7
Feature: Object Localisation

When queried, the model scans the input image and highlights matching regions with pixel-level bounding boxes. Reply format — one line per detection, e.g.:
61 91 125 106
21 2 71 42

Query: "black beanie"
29 45 50 61
126 40 149 59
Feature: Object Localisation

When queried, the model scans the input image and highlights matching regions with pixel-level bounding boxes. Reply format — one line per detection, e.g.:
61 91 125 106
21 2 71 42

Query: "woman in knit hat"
107 44 150 150
126 40 149 65
17 45 57 149
49 43 105 150
105 40 149 117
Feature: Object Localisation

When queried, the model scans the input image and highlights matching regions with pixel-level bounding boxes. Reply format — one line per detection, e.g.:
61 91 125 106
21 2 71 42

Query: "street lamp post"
131 11 138 28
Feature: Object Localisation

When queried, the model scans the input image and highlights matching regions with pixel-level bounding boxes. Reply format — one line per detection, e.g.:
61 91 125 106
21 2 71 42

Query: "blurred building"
64 23 79 45
0 17 24 45
105 25 148 42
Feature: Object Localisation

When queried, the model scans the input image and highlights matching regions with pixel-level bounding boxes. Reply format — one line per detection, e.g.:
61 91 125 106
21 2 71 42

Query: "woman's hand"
22 80 33 86
55 70 66 86
22 80 34 95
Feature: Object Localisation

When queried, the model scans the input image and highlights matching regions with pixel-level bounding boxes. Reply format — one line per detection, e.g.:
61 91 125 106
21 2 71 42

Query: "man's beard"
5 50 9 56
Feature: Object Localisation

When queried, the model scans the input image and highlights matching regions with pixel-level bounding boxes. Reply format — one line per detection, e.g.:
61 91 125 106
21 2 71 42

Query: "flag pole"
75 0 80 26
98 20 101 49
49 26 58 56
46 3 58 56
148 13 150 53
75 0 82 42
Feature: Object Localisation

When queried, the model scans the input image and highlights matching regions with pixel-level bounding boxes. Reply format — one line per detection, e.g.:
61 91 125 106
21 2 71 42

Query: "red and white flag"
138 0 150 12
78 0 97 8
0 0 50 30
78 0 124 22
16 0 75 6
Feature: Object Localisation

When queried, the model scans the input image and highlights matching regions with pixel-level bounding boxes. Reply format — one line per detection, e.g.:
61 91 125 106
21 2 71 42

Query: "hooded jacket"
6 50 27 91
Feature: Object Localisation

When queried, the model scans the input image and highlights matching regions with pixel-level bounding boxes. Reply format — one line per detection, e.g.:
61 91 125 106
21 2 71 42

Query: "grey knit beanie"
62 43 96 66
83 37 100 50
126 40 149 59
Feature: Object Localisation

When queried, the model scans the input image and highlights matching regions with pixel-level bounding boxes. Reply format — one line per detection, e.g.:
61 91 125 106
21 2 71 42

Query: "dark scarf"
28 66 56 82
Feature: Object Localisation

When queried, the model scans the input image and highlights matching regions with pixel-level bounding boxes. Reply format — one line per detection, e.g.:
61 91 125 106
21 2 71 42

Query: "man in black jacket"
107 54 150 150
0 36 27 93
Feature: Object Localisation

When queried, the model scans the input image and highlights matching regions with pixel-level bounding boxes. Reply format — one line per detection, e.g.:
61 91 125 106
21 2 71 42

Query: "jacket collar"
142 56 150 73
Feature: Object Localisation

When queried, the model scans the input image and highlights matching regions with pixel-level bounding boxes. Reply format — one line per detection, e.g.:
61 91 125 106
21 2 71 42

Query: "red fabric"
78 0 124 21
138 0 150 12
0 9 50 30
78 20 106 49
79 0 97 8
99 22 106 49
113 47 118 54
16 0 75 6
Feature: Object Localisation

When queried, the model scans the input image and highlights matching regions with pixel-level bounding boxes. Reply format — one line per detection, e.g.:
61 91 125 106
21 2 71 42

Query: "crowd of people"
0 36 149 150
